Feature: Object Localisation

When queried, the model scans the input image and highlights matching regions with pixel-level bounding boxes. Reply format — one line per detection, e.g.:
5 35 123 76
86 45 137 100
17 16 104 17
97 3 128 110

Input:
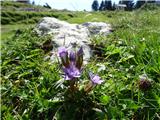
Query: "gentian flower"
58 47 69 67
58 47 67 57
62 64 81 80
84 72 103 93
69 51 76 63
89 72 103 85
58 46 83 80
76 46 83 69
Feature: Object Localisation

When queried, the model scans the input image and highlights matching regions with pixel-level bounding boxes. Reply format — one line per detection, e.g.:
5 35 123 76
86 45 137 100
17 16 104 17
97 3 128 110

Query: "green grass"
1 1 53 11
1 24 35 40
1 1 160 120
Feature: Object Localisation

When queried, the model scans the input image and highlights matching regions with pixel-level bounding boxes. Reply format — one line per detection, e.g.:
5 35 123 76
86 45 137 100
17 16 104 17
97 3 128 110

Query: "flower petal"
58 47 67 57
58 47 69 67
89 72 103 85
69 51 76 63
62 65 81 80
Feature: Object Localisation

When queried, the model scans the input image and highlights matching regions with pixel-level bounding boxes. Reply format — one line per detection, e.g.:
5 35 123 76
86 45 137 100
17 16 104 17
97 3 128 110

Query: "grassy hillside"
1 1 110 40
1 1 160 120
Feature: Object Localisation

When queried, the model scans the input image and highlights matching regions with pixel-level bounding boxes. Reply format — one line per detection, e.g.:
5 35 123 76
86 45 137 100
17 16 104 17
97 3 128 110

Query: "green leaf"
118 54 134 63
154 94 160 107
100 95 110 105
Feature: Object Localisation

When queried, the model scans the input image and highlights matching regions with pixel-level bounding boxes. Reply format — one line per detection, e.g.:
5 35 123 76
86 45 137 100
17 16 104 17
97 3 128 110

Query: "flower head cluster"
58 46 83 80
58 46 104 93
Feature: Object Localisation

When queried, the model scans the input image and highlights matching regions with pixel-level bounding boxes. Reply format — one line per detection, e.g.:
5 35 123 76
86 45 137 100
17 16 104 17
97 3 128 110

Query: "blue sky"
30 0 120 11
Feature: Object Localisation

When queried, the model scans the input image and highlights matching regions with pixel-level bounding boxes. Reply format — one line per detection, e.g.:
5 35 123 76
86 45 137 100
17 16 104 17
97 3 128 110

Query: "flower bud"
58 47 69 67
69 51 76 63
76 47 83 69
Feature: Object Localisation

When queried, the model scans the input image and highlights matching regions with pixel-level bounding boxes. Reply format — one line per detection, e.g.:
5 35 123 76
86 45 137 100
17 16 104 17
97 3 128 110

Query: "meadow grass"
1 2 160 120
1 24 35 40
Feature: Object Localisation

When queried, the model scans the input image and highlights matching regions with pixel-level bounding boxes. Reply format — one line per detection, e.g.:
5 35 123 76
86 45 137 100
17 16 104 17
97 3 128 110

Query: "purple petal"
76 47 83 69
58 47 69 67
77 46 84 56
92 75 103 84
89 72 103 85
69 51 76 63
62 65 81 80
58 47 68 58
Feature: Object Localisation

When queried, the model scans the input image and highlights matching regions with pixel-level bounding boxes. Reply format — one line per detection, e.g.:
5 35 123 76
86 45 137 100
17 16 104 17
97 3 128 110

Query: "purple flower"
76 47 83 69
58 46 84 80
77 46 83 56
63 64 81 80
58 47 69 67
89 72 103 85
58 47 67 58
69 51 76 63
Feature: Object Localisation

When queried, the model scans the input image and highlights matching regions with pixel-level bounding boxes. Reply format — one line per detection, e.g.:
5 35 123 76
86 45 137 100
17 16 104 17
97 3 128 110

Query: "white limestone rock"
82 22 112 35
35 17 112 62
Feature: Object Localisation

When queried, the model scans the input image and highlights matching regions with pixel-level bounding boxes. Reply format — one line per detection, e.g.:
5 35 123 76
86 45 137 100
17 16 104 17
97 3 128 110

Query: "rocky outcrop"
82 22 112 35
35 17 112 62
